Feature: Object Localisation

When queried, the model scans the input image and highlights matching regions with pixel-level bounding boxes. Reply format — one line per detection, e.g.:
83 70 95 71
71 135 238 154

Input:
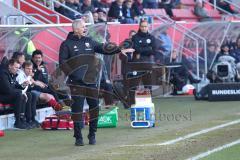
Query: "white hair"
72 19 85 30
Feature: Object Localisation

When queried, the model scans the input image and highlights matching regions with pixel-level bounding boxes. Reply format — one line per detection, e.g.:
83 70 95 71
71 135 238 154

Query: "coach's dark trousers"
70 82 99 139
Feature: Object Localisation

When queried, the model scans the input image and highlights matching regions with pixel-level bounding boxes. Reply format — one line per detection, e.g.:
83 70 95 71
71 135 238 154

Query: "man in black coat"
31 49 54 94
59 19 134 146
31 50 48 86
0 59 30 129
64 0 82 20
132 0 145 17
31 49 62 109
122 0 137 24
107 0 125 23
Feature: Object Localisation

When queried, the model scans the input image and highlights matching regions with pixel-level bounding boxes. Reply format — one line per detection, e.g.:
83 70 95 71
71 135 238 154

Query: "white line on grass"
121 119 240 147
186 139 240 160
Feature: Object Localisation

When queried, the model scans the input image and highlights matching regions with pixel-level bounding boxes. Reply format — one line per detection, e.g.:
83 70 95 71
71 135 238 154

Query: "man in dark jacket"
107 0 125 23
31 50 50 92
31 49 63 109
132 0 145 17
59 19 134 146
31 50 48 84
81 0 95 14
122 0 137 24
0 59 29 129
64 0 82 20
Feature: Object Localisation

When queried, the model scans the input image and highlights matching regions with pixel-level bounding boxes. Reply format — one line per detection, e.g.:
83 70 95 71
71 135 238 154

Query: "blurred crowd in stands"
34 0 239 24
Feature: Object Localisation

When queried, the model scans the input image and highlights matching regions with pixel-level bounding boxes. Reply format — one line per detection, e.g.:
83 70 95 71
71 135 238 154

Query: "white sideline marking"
121 119 240 147
186 139 240 160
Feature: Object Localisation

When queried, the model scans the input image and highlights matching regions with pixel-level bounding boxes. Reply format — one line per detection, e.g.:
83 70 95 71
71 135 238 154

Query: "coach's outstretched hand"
120 48 135 56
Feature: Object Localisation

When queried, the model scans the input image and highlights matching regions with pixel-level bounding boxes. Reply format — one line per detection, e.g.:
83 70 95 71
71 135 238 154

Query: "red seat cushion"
181 0 195 6
172 9 200 21
204 3 214 10
144 9 167 16
207 10 222 19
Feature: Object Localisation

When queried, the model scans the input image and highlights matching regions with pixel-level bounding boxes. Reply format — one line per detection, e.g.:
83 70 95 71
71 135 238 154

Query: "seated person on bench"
0 59 35 129
16 61 63 111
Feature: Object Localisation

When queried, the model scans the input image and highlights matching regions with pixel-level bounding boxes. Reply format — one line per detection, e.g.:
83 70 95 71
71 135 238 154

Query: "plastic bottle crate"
130 103 155 128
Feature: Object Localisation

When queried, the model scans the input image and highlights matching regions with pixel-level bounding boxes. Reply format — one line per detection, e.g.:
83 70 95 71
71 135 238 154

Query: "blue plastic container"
130 103 155 128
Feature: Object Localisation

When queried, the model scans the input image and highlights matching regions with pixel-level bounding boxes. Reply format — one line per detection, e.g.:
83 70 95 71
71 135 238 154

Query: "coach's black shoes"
74 122 84 146
88 134 96 145
14 121 29 130
75 135 96 146
75 138 84 146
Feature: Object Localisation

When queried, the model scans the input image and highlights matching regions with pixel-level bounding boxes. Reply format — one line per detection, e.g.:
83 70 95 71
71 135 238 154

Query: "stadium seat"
144 9 168 17
204 3 214 10
180 0 195 6
207 10 222 20
143 9 168 23
172 9 200 21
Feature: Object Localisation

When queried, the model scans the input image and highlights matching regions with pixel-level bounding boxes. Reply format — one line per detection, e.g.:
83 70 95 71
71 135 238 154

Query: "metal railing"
152 15 208 76
4 30 35 57
6 14 47 25
5 14 66 41
5 13 37 25
209 21 232 69
0 28 18 41
224 0 240 10
48 0 81 17
1 26 58 65
16 0 61 23
31 0 96 24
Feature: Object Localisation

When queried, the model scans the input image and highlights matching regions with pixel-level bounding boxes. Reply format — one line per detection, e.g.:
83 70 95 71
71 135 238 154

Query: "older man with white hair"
59 19 134 146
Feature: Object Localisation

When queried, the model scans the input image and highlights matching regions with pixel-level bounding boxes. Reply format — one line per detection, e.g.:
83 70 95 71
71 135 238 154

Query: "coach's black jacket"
59 32 120 84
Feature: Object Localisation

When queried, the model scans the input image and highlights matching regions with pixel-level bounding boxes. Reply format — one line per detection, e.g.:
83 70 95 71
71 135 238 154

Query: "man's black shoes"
74 134 96 146
88 135 96 145
75 138 84 146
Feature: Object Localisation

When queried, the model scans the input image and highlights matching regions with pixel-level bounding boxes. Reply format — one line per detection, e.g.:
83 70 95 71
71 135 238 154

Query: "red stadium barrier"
0 103 13 112
0 130 4 137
